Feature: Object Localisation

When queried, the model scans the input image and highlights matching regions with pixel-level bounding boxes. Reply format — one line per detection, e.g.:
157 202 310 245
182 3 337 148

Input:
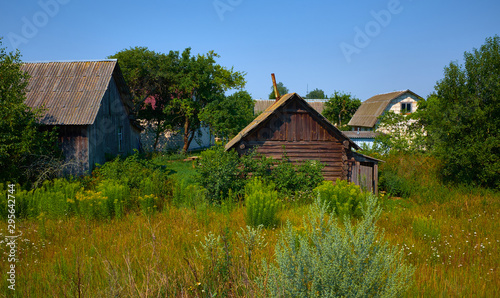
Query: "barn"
21 60 142 175
225 92 381 193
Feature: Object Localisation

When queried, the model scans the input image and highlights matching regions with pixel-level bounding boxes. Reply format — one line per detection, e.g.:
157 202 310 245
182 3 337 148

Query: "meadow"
0 151 499 297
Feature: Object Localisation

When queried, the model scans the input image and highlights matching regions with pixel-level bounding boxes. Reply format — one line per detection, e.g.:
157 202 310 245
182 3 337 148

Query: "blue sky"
1 0 499 101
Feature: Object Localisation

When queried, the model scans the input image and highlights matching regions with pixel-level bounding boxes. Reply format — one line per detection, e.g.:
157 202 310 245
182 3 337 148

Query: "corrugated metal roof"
20 60 130 125
342 131 381 139
254 99 325 114
226 93 359 151
348 90 421 128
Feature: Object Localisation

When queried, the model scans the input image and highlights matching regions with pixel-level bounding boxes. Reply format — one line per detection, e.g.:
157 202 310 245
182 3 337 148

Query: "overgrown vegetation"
195 145 324 203
0 38 62 186
1 152 498 297
260 194 415 297
314 179 366 217
245 177 280 227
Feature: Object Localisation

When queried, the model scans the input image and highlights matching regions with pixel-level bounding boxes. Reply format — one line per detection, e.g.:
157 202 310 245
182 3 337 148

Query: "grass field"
1 153 499 297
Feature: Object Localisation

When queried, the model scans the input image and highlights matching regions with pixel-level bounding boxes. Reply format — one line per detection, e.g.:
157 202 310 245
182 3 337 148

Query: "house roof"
342 131 381 139
254 99 326 114
20 60 133 125
226 93 359 151
348 89 421 128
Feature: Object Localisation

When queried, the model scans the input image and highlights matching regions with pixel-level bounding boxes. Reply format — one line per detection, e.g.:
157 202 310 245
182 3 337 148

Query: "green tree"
108 47 178 150
0 38 60 184
323 91 361 128
373 110 426 154
424 35 500 187
268 82 289 99
199 90 255 140
169 48 246 152
305 88 327 99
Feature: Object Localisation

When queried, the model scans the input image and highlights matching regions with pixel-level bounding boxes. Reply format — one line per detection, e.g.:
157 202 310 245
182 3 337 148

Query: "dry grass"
1 186 498 297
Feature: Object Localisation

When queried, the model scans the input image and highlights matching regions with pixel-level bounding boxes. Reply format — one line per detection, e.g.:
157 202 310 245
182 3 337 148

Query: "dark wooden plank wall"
243 100 347 181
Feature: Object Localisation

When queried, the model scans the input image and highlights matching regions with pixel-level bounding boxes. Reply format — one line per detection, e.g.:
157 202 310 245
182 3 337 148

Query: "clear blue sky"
1 0 499 101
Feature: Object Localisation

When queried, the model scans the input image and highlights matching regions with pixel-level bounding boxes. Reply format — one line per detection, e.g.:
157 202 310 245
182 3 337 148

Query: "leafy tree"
110 47 245 152
372 110 427 154
305 88 327 99
424 35 500 187
0 38 60 185
169 48 246 152
268 82 289 99
199 90 255 140
322 91 361 128
108 47 178 150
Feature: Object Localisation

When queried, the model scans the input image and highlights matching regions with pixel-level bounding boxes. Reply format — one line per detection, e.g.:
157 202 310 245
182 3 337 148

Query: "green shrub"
245 177 280 227
75 190 109 220
96 180 130 219
260 194 415 297
196 145 246 203
138 194 158 216
172 179 207 209
314 179 365 217
3 179 82 219
268 152 324 197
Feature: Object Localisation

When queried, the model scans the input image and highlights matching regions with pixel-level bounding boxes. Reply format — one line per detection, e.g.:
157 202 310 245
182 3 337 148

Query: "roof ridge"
23 59 117 63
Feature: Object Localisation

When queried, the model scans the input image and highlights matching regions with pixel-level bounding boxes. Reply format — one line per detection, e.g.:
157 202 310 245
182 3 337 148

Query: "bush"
171 179 207 209
260 194 415 297
96 179 130 219
196 145 246 203
245 177 280 227
314 179 366 218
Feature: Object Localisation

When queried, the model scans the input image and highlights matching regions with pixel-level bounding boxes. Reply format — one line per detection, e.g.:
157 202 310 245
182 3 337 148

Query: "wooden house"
20 60 142 175
225 93 381 193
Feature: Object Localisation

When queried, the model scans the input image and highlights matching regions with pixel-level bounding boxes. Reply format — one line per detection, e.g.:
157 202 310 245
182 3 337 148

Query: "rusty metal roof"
348 90 421 128
20 60 132 125
254 99 325 114
226 93 359 151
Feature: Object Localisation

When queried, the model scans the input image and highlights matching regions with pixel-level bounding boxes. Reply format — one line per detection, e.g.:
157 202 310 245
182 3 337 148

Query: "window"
401 102 412 114
118 126 123 152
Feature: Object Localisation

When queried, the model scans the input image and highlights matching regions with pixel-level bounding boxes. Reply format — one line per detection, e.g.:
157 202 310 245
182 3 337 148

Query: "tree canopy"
199 90 255 140
268 82 289 99
322 91 361 128
305 88 328 99
0 38 60 184
423 35 500 187
109 47 246 152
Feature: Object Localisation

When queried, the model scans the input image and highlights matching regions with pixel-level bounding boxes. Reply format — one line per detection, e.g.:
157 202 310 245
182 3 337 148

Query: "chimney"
271 73 280 102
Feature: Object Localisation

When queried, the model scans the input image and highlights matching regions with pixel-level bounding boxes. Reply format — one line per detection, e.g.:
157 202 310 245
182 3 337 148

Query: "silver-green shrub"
260 194 415 297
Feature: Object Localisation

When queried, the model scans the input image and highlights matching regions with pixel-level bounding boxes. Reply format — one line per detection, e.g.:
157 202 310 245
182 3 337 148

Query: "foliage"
245 177 280 227
168 48 246 152
108 47 178 150
268 81 289 99
423 35 500 187
305 88 327 99
110 47 246 152
96 179 131 219
196 145 247 203
314 179 366 218
260 194 415 297
196 146 324 202
374 110 427 154
268 152 324 197
0 38 61 185
93 152 170 198
171 179 207 209
199 90 255 140
323 90 361 128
